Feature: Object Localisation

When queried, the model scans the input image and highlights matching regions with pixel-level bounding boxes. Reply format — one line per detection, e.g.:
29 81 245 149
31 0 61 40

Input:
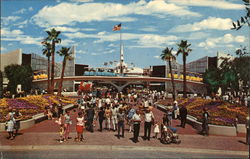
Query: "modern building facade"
185 56 217 74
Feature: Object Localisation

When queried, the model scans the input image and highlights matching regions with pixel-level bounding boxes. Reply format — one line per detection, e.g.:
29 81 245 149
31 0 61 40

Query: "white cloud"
70 0 93 2
1 27 42 45
1 28 23 37
170 17 232 32
140 27 157 32
1 47 6 51
137 34 178 48
77 50 87 54
59 39 76 46
81 28 96 31
104 49 116 54
198 34 246 49
108 44 115 47
28 7 33 11
154 55 160 59
64 31 178 48
14 7 34 14
168 0 244 10
45 26 80 32
14 8 26 14
45 26 96 32
235 36 246 43
2 36 43 45
1 16 21 25
32 1 200 26
187 32 210 40
14 20 29 28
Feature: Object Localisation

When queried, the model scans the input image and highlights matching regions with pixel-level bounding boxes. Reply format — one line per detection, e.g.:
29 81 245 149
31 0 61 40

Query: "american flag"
112 23 121 31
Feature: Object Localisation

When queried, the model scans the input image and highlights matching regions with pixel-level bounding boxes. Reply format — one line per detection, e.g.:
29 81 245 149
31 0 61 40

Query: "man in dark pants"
179 106 187 128
201 108 209 136
98 107 105 132
117 108 125 139
144 109 154 141
132 109 141 143
86 104 95 132
57 100 63 117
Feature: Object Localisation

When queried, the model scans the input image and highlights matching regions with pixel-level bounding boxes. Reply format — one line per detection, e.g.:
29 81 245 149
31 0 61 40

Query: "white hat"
174 101 178 104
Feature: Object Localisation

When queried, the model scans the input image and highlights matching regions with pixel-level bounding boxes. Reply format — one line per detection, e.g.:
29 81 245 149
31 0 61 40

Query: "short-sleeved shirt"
132 113 141 124
105 109 112 118
117 112 125 122
145 112 154 122
64 114 71 124
111 107 118 116
76 117 84 126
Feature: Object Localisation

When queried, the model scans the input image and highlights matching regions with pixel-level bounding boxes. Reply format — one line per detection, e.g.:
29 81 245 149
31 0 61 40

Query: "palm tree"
160 47 176 101
42 40 52 93
57 47 73 96
45 28 61 94
177 40 192 98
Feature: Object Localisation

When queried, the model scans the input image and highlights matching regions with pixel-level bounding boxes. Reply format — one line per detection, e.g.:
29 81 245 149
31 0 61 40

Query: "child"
6 110 15 140
154 121 160 139
55 114 64 143
76 111 85 142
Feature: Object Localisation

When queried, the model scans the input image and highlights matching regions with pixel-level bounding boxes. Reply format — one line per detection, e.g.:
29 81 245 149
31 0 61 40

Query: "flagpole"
120 24 123 74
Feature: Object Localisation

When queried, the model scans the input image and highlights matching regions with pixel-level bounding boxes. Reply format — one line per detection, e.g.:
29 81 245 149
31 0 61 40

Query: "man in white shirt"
111 105 118 131
106 97 111 105
144 100 149 108
144 109 154 141
132 109 141 143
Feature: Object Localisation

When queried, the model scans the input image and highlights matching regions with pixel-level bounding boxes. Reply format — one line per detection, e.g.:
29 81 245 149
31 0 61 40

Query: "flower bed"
158 98 248 126
0 95 76 123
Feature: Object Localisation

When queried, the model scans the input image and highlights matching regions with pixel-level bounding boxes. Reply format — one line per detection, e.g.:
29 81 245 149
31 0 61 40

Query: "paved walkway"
0 106 248 153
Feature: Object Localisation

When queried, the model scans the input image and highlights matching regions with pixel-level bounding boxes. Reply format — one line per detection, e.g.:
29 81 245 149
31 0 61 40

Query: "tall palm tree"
57 47 73 96
177 40 192 98
42 40 52 93
45 28 61 94
160 47 176 101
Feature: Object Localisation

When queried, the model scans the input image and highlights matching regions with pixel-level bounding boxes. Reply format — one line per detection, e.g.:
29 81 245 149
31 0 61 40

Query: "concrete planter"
208 124 236 136
0 104 75 132
237 124 246 133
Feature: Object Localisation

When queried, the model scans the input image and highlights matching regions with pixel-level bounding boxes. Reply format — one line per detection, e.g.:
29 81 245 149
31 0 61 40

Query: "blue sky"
1 0 249 68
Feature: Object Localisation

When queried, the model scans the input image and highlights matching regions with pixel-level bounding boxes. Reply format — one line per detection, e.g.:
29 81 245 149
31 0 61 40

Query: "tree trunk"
47 56 51 94
169 59 176 101
57 57 66 96
50 41 55 94
183 53 187 98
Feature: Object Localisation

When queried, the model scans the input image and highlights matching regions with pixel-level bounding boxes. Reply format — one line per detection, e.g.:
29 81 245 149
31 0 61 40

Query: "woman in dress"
76 111 85 142
64 110 72 141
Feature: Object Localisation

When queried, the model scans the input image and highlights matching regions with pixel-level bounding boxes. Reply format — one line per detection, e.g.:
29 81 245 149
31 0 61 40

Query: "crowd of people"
52 89 183 143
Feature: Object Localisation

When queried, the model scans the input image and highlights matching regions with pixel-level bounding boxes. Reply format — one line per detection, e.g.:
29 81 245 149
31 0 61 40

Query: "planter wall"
237 124 246 133
0 104 75 132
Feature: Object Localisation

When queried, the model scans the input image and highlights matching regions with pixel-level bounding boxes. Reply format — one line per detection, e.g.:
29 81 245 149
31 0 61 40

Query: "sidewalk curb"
0 145 248 156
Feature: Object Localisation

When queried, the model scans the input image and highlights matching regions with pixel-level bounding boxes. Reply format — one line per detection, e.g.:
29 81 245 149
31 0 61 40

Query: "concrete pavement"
0 106 249 158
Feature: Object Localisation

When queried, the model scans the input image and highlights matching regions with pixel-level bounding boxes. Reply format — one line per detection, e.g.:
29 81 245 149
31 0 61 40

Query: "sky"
1 0 249 68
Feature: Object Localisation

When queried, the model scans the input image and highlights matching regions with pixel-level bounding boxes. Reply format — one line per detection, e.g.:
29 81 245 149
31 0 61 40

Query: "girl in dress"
6 109 15 140
154 121 160 139
55 114 64 143
76 111 85 142
64 110 72 141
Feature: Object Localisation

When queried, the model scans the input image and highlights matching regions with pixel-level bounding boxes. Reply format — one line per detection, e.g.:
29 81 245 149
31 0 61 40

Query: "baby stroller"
160 124 181 144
